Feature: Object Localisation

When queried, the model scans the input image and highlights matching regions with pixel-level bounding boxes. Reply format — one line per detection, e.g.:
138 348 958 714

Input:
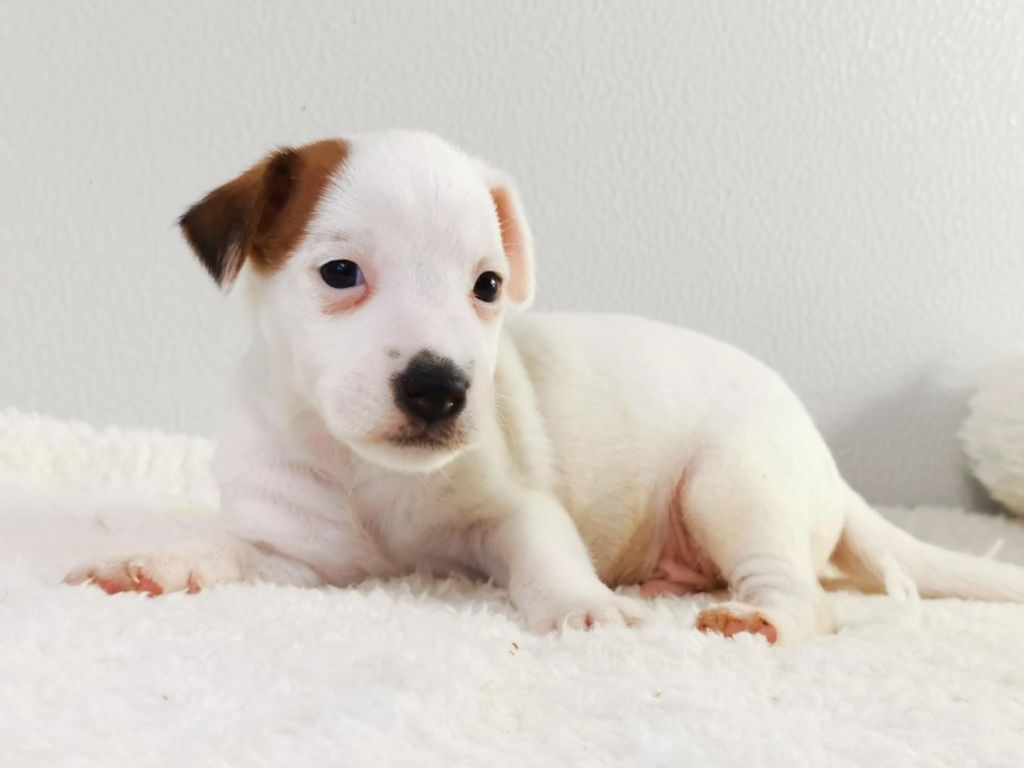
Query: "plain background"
2 1 1022 507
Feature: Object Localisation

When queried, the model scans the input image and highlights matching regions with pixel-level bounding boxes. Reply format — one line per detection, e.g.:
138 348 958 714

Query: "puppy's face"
180 132 534 473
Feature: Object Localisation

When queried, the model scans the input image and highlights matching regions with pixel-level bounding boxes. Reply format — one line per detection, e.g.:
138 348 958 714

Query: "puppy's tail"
833 485 1024 602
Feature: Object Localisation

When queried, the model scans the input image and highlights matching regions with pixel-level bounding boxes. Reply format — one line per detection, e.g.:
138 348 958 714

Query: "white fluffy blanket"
2 410 1024 767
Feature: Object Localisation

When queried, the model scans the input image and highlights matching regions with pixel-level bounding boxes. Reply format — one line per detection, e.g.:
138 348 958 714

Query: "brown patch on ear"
178 162 262 285
179 139 348 287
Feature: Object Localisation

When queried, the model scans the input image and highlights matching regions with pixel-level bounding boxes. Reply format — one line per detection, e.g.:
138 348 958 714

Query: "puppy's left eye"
320 260 364 289
473 271 502 303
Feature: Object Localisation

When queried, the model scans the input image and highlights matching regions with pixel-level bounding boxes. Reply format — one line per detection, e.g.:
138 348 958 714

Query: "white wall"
2 1 1022 507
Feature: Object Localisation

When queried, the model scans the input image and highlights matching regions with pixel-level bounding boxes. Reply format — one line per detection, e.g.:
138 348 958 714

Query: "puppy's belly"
637 506 721 596
601 493 722 596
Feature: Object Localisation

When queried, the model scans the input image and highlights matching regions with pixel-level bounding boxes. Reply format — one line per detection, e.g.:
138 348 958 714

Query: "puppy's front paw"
525 590 649 632
65 547 248 596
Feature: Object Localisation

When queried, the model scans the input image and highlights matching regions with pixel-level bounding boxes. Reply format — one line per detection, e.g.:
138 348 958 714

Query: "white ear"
474 160 535 308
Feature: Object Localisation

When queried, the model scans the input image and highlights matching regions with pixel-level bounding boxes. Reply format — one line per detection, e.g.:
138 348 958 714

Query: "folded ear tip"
177 199 242 287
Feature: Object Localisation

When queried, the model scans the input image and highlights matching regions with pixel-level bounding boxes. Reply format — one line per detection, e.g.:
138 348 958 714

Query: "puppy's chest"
347 475 485 576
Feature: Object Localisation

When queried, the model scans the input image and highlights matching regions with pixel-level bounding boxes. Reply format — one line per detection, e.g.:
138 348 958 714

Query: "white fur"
68 131 1024 642
962 357 1024 516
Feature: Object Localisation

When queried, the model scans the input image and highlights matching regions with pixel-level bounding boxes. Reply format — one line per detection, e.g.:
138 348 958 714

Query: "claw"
63 570 94 586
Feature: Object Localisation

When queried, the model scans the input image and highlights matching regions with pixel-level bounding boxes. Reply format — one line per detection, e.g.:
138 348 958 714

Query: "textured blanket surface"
2 410 1024 767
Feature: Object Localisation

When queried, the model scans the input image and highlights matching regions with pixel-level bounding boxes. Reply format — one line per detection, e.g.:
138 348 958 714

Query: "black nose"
394 352 469 426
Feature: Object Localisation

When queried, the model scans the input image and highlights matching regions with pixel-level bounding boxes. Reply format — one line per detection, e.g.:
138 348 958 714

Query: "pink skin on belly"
638 499 720 598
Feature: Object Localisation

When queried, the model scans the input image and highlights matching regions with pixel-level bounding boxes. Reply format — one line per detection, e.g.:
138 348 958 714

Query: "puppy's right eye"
320 260 364 289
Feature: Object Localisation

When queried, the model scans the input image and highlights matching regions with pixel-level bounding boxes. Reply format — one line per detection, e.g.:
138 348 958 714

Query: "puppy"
68 131 1024 643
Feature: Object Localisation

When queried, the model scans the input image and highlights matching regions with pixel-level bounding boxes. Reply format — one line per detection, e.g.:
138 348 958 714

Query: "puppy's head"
180 132 533 472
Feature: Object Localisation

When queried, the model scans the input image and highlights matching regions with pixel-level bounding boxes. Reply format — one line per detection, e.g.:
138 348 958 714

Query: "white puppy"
69 131 1024 643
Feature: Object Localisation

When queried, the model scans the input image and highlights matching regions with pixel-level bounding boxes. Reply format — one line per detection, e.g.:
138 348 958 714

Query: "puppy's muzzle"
394 352 469 427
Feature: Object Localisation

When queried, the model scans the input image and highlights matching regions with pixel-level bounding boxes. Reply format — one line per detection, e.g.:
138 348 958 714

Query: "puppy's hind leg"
680 458 836 644
694 554 831 644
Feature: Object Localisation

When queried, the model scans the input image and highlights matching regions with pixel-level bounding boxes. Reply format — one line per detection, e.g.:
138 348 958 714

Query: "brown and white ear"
179 149 296 287
474 160 535 308
179 140 348 288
